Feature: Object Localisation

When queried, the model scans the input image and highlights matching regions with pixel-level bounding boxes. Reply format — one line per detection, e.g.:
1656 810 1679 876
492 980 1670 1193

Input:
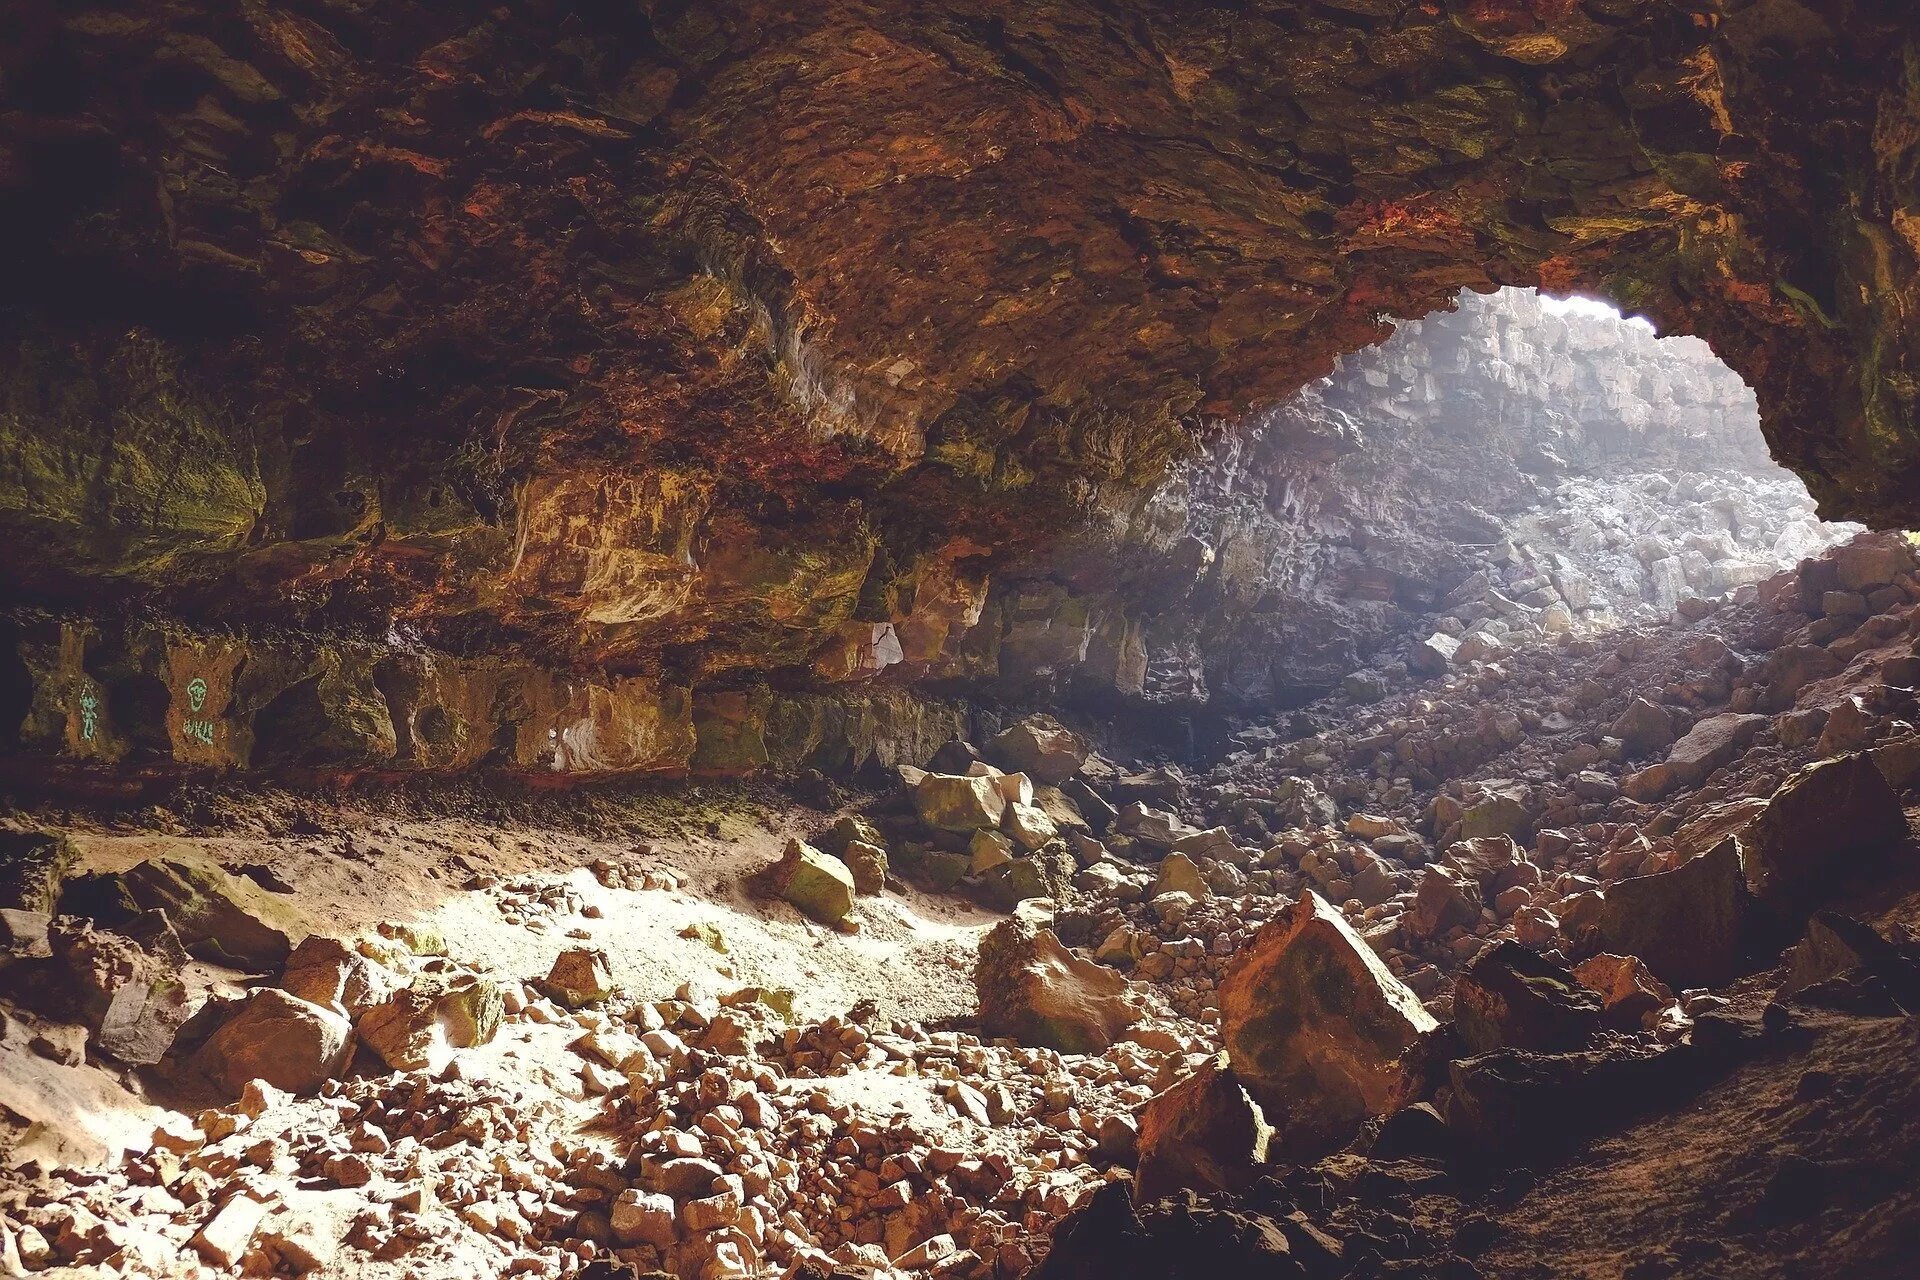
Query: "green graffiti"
181 718 217 747
186 676 208 713
78 687 99 742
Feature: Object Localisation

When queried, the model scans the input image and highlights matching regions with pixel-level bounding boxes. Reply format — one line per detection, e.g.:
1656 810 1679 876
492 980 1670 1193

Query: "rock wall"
0 291 1852 779
2 0 1918 701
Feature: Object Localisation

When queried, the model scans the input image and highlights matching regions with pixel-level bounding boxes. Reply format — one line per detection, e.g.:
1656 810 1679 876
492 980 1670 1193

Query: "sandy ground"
1 779 1000 1173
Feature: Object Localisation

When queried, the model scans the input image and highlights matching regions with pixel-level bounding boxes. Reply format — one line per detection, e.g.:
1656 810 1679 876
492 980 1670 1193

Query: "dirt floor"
1 777 996 1164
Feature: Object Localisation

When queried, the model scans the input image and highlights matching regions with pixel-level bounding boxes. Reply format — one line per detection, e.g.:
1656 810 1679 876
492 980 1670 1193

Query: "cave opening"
6 5 1920 1280
1080 285 1862 769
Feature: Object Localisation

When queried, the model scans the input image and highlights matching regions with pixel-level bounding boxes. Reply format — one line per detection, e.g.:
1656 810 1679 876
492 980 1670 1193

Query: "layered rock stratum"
4 1 1918 734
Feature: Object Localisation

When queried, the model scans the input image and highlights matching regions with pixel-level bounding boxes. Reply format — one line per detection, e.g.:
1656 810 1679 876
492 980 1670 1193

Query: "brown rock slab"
1598 837 1751 990
1661 712 1768 789
541 946 614 1007
356 973 503 1072
1574 953 1675 1030
193 1194 272 1268
1134 1053 1272 1200
280 935 389 1016
114 855 303 971
1219 891 1437 1160
913 772 1008 832
985 715 1089 786
1454 941 1601 1055
1405 865 1483 941
191 989 352 1096
764 838 856 925
1742 753 1911 921
975 915 1145 1053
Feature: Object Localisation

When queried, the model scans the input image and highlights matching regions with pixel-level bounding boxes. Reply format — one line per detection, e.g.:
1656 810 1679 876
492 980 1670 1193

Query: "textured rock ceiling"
2 0 1917 681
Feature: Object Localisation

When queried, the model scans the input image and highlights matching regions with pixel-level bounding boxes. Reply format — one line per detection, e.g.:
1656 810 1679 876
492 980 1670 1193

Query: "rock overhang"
0 0 1915 686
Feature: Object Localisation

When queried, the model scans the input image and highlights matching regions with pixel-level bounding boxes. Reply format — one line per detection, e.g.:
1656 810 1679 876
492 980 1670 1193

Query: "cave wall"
2 1 1918 775
0 290 1833 779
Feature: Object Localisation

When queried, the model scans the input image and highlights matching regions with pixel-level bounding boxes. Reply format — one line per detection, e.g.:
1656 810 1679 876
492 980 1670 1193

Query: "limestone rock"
541 946 614 1008
1661 713 1768 789
913 773 1007 832
1272 777 1339 828
1151 853 1209 901
1609 698 1675 756
0 831 74 913
1741 754 1911 921
1134 1054 1272 1200
765 838 856 925
1778 912 1920 1004
839 840 889 895
969 830 1015 875
191 989 353 1096
611 1189 678 1248
280 936 390 1016
1218 891 1437 1160
978 844 1074 911
113 856 302 970
1457 784 1531 841
974 916 1145 1053
1003 800 1060 851
193 1194 272 1268
1409 632 1460 677
356 973 504 1072
1574 953 1676 1031
985 715 1089 786
1405 865 1483 941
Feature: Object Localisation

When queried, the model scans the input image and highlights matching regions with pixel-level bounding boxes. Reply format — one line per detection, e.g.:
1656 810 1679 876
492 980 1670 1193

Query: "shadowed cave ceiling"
2 0 1918 701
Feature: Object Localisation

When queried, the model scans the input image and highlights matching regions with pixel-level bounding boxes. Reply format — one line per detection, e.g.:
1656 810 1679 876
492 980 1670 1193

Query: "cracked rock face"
2 1 1917 698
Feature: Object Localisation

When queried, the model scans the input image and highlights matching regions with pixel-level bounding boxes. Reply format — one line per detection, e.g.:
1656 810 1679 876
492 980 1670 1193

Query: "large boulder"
280 936 391 1016
1272 777 1338 829
191 988 353 1096
1777 912 1920 1006
1453 942 1601 1055
1134 1054 1273 1200
985 716 1090 786
913 773 1008 832
1151 853 1209 900
1609 698 1675 757
978 843 1076 911
1573 953 1676 1031
1457 783 1531 842
1218 891 1437 1160
111 856 303 970
765 838 856 925
356 973 504 1072
1598 837 1751 990
1741 754 1911 923
1409 632 1459 677
43 918 191 1066
975 915 1146 1053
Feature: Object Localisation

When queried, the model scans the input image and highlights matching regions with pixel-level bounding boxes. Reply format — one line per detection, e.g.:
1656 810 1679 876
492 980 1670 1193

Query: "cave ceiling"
1 0 1916 680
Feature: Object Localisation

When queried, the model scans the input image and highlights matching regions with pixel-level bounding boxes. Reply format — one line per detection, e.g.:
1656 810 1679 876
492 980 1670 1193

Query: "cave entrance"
1173 286 1863 735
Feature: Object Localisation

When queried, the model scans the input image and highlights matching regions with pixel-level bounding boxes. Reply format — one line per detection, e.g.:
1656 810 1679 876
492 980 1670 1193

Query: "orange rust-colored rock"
1219 891 1438 1161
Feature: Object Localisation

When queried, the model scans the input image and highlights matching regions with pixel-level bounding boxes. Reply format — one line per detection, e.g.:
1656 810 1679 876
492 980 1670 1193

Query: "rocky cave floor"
7 533 1920 1280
